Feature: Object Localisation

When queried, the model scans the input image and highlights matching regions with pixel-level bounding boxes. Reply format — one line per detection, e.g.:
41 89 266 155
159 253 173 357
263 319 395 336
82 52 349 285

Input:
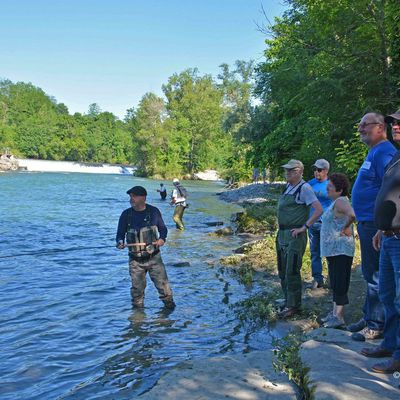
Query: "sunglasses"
313 168 324 172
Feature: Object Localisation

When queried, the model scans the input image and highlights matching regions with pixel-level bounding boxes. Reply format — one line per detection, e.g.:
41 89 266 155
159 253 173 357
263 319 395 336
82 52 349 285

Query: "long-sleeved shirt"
116 204 167 243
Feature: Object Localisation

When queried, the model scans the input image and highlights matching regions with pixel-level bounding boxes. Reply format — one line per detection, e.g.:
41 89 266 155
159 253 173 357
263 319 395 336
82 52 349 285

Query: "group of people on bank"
115 178 188 310
276 109 400 375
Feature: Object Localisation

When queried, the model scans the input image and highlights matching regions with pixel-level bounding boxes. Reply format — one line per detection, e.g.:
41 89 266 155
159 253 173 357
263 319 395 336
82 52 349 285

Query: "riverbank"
139 183 399 399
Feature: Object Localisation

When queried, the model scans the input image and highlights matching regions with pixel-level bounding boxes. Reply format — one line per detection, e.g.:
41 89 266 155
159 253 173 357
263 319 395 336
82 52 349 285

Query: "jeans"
308 222 324 284
357 221 385 330
378 235 400 360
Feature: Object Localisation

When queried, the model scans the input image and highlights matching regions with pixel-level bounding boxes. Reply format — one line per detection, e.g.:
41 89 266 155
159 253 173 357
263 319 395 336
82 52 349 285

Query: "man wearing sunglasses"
360 110 400 374
307 159 332 289
349 113 397 341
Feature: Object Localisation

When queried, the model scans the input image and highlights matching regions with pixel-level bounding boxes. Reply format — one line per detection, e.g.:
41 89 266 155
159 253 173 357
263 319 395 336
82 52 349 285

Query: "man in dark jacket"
116 185 175 309
360 110 400 374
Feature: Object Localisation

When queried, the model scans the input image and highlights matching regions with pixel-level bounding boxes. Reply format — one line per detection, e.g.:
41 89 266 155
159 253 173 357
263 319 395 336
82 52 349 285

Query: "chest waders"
276 183 310 308
126 208 175 309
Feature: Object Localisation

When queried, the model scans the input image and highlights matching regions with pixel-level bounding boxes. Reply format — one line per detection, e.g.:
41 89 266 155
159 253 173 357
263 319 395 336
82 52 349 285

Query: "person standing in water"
171 178 188 230
116 185 175 309
157 183 167 200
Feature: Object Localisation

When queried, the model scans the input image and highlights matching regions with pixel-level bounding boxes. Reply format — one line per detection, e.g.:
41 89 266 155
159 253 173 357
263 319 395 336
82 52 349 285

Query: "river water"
0 173 274 400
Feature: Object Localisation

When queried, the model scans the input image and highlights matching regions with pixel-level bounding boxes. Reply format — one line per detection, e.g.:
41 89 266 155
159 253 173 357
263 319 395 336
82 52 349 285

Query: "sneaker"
351 327 383 342
323 316 346 329
278 307 300 319
306 280 323 290
347 318 366 332
321 311 334 323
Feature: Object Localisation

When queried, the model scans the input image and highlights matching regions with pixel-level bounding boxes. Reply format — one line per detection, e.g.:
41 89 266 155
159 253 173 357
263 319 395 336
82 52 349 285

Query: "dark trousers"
357 221 385 330
327 255 353 305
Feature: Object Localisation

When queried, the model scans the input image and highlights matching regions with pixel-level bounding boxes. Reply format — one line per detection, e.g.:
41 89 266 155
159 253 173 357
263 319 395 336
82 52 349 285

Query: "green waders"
173 204 186 230
276 184 310 309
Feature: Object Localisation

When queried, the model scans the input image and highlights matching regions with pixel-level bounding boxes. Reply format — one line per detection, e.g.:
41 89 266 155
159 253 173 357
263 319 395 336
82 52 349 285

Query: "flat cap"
281 159 304 170
126 186 147 196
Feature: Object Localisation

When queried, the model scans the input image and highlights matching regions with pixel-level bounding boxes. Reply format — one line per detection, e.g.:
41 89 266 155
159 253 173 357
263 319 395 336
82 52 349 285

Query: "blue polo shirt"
352 140 396 222
308 178 331 220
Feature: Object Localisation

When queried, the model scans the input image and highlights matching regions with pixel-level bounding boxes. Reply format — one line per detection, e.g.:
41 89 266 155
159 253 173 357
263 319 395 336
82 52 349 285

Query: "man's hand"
372 230 382 251
155 239 165 247
291 225 307 238
116 241 125 249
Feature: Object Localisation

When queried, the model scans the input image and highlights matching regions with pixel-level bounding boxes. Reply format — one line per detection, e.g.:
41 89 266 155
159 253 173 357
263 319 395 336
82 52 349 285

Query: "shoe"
321 311 334 323
361 347 393 358
347 318 366 332
351 327 383 342
323 316 346 329
278 307 299 319
371 358 400 374
306 280 323 290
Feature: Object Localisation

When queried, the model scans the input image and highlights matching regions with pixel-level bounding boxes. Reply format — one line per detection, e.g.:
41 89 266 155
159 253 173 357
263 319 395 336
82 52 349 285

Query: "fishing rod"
0 245 116 259
0 242 159 259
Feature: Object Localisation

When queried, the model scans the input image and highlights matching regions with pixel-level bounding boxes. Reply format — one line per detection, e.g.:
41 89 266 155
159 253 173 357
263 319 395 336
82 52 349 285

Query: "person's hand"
340 226 352 237
155 239 165 247
116 242 125 249
372 231 382 251
291 226 306 238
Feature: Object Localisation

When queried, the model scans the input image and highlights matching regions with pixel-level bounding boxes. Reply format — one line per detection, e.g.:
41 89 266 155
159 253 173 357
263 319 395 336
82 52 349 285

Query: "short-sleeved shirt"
308 178 332 219
283 180 317 205
351 140 396 221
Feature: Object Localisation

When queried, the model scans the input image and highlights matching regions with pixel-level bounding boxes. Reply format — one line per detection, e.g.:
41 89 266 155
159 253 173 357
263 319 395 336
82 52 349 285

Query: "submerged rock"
170 261 191 267
204 221 224 227
213 226 234 236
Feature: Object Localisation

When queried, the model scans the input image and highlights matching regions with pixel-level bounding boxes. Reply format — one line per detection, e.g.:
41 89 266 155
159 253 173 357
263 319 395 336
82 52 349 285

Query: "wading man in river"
116 185 176 309
276 160 323 318
171 178 188 230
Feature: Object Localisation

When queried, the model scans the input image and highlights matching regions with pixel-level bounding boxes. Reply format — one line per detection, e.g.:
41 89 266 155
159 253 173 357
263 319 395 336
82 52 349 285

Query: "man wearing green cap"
116 185 175 309
276 160 323 318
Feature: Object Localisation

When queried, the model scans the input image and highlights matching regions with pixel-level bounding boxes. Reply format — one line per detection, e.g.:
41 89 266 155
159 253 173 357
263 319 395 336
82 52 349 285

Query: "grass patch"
232 287 282 326
273 333 316 399
235 202 278 234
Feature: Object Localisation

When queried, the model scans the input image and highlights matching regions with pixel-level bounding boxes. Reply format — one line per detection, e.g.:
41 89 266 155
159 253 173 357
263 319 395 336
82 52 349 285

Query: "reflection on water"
0 173 274 400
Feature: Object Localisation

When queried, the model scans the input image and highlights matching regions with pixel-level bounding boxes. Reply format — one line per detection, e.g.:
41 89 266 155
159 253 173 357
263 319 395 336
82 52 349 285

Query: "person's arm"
375 146 396 179
154 208 167 246
334 198 356 237
116 210 128 248
372 230 383 251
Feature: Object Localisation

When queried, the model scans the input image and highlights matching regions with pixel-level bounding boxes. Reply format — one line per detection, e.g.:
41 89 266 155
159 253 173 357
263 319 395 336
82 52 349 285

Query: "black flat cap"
126 186 147 196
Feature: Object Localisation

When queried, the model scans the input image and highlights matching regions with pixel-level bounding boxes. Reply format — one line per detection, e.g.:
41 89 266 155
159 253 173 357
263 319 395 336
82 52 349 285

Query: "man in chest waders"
116 186 175 309
276 160 323 318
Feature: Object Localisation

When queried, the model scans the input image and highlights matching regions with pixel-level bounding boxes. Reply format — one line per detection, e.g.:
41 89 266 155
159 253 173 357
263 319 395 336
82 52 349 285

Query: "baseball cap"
385 109 400 123
281 159 304 170
126 186 147 196
312 159 330 170
173 178 180 184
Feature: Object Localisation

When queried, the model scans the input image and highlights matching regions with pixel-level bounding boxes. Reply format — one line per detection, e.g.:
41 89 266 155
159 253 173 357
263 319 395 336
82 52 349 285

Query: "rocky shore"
138 183 399 399
0 154 19 172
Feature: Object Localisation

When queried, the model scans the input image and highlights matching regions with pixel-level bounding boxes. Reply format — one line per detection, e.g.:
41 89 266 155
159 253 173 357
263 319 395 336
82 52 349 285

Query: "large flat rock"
139 350 297 399
300 328 399 399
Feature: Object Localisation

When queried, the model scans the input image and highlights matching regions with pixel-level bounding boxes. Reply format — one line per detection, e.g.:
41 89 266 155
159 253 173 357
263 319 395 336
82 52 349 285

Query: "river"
0 173 274 400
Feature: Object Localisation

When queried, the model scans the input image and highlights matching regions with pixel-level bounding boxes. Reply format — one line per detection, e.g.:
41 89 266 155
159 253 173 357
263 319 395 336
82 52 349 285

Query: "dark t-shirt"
374 152 400 230
116 204 168 242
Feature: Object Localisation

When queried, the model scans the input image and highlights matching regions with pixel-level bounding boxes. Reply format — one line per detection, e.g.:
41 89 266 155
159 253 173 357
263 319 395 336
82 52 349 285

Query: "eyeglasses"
313 168 324 172
358 122 381 129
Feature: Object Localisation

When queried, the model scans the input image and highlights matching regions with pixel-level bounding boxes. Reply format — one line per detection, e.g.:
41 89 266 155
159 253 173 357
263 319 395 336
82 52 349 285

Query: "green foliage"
273 333 316 399
233 288 282 326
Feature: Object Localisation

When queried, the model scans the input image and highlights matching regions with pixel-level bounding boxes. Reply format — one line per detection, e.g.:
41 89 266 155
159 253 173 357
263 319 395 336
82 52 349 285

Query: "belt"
130 249 160 262
279 224 304 230
382 229 400 237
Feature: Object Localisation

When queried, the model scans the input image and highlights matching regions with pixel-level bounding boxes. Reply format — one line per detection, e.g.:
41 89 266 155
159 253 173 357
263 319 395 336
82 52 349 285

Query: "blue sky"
1 0 286 118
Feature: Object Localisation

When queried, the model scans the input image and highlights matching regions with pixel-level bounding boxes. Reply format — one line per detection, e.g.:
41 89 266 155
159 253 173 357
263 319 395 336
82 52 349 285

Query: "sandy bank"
16 158 135 174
